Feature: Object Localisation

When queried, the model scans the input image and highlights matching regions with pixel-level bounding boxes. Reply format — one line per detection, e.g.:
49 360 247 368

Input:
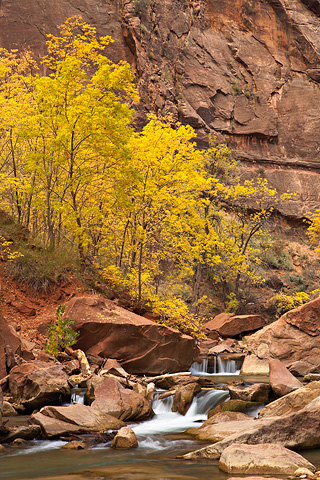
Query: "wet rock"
259 381 320 418
269 359 303 398
111 426 138 449
172 382 201 415
0 425 41 443
204 313 265 339
182 403 320 459
91 377 153 422
208 399 260 417
62 440 86 449
246 298 320 375
65 296 199 374
219 443 316 474
227 383 271 404
30 404 124 439
9 361 70 411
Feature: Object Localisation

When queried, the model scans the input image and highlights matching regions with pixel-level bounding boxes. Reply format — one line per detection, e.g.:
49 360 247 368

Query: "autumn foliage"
0 17 290 336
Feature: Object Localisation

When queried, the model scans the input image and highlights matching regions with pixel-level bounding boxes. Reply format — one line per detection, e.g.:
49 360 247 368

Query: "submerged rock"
65 295 199 374
219 443 316 474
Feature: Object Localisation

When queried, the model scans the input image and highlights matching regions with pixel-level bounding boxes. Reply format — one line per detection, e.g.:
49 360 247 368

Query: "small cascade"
70 385 87 405
190 355 242 375
131 388 229 436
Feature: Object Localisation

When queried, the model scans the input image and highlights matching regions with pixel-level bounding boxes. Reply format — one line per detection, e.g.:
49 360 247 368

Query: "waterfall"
131 389 229 435
190 355 241 375
70 386 86 405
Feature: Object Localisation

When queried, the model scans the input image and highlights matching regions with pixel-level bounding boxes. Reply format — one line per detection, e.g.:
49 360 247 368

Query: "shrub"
45 305 79 357
270 292 310 317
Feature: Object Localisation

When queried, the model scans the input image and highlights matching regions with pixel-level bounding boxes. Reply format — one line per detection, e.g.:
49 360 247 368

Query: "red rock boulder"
0 315 21 379
246 298 320 375
204 313 265 339
65 296 199 374
91 377 153 422
9 361 70 410
269 359 303 398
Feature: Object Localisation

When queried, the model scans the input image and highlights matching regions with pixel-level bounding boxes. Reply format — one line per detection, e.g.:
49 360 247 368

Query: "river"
1 364 320 480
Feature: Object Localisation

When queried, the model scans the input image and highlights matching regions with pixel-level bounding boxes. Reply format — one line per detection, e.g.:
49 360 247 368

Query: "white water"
70 388 86 404
131 389 229 436
190 356 241 375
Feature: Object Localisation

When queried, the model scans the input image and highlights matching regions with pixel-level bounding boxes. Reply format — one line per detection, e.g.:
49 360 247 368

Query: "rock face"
204 314 265 338
9 361 70 410
246 298 320 374
91 377 153 421
269 359 303 397
172 382 201 415
1 1 320 217
219 443 316 475
0 315 21 379
65 296 199 374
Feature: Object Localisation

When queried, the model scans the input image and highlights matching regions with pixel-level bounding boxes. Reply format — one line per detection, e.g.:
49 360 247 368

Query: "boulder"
204 314 265 339
30 404 124 439
172 382 201 415
228 383 271 404
219 443 316 475
91 377 153 421
208 399 261 417
3 401 17 416
65 296 199 374
187 417 260 442
0 425 41 444
240 355 269 376
182 403 320 459
111 426 138 449
9 361 70 410
0 315 21 379
100 358 129 378
246 298 320 375
269 359 303 397
62 440 86 450
40 404 125 430
259 381 320 418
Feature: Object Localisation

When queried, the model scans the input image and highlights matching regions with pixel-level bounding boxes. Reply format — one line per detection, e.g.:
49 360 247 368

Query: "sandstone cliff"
1 0 320 217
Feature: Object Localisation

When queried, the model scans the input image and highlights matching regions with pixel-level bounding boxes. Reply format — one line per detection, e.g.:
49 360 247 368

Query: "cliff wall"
1 0 320 217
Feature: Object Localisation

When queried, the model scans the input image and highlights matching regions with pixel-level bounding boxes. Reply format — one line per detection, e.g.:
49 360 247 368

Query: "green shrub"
45 305 79 357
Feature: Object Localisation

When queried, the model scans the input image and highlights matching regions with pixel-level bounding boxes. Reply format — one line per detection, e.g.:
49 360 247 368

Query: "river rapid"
1 363 320 480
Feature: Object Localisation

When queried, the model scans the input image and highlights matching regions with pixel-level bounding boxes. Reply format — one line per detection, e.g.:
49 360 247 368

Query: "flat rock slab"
219 443 316 474
204 313 265 338
259 380 320 417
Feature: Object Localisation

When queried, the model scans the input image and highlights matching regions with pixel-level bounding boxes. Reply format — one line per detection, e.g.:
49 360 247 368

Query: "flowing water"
190 357 241 375
0 389 230 480
1 385 320 479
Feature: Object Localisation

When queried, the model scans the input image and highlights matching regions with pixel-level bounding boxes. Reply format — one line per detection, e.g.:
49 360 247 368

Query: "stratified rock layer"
1 0 320 217
66 296 199 374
